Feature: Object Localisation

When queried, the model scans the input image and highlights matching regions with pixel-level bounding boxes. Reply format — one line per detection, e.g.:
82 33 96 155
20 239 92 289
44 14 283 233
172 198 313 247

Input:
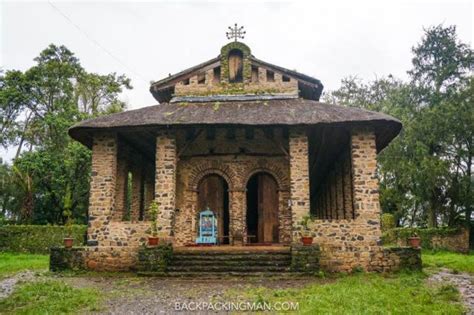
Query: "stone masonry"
306 128 383 272
87 133 117 245
77 127 388 272
155 132 177 238
289 128 310 242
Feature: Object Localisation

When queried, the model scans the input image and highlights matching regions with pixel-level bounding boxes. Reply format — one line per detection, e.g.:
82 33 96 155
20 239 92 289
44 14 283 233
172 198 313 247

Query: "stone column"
230 190 245 245
144 173 154 217
336 162 344 219
343 150 354 219
87 133 117 246
289 128 310 242
130 162 142 221
155 132 177 238
351 128 381 240
113 151 128 221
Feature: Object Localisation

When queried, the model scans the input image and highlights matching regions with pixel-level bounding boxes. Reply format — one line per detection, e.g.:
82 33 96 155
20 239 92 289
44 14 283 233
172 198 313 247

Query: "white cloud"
0 0 472 161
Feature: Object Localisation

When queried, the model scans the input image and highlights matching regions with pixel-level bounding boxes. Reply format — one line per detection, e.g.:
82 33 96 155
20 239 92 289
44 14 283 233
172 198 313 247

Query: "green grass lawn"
226 272 465 314
0 280 101 315
422 250 474 274
0 253 49 278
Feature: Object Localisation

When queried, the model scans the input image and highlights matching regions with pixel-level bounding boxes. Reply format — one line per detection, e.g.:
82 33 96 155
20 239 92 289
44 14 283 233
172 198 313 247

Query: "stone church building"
67 37 407 272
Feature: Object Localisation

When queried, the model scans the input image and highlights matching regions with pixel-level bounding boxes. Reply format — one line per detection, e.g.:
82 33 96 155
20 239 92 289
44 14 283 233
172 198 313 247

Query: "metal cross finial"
226 23 246 42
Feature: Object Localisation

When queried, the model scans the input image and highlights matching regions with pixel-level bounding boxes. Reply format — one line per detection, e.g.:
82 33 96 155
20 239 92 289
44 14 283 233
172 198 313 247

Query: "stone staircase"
138 246 298 278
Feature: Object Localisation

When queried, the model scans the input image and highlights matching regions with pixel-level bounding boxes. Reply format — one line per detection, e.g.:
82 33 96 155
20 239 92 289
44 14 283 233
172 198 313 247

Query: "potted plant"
408 232 421 249
300 215 314 246
63 186 74 248
148 201 160 246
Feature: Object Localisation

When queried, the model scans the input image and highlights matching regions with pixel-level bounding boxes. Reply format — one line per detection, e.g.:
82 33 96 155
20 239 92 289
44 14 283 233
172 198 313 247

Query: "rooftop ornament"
226 23 246 42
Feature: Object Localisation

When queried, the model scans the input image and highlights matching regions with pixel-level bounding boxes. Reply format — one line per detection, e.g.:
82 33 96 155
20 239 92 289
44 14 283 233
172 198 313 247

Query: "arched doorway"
197 174 230 244
228 49 243 83
246 172 279 243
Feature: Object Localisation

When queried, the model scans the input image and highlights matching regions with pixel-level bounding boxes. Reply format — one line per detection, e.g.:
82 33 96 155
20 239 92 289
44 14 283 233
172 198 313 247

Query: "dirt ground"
60 275 314 314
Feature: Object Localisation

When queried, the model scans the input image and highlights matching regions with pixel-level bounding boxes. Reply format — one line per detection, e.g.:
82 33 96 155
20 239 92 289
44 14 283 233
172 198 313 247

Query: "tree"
0 44 132 224
325 25 473 228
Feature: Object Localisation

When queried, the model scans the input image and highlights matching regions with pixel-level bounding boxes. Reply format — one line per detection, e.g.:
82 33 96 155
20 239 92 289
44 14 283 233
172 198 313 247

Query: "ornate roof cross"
226 23 246 42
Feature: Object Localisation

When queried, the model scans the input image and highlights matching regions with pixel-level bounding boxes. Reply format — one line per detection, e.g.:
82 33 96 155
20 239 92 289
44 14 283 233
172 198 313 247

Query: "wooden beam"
177 129 203 157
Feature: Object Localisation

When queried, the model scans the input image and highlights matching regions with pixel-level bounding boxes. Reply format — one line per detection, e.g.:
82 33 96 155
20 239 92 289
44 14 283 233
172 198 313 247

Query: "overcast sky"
0 0 472 160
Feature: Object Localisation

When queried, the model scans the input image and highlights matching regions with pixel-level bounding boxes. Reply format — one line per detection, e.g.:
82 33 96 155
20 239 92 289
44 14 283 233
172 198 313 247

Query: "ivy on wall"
220 41 252 84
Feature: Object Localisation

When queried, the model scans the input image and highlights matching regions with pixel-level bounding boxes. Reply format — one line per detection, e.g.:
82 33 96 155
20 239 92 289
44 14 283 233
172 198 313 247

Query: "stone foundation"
79 126 393 273
369 247 422 272
137 245 173 272
50 245 420 274
50 247 85 271
290 245 320 273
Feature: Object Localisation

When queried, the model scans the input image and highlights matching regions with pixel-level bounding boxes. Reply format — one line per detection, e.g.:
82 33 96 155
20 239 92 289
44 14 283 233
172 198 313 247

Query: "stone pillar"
336 161 344 219
289 128 310 242
113 151 128 221
351 128 381 239
87 133 117 246
343 150 354 219
230 190 245 244
155 132 177 238
130 162 142 221
144 173 154 217
330 171 337 219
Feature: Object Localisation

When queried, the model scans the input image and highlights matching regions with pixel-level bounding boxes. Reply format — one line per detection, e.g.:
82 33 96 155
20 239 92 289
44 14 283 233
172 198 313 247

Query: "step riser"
169 252 291 274
173 255 290 261
168 267 290 272
172 261 290 267
138 271 308 278
173 251 290 256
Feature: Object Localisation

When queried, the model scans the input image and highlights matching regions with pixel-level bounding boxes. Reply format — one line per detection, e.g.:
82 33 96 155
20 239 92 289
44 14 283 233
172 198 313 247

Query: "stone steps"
137 271 309 278
169 248 292 275
172 259 290 266
168 265 291 272
172 254 291 261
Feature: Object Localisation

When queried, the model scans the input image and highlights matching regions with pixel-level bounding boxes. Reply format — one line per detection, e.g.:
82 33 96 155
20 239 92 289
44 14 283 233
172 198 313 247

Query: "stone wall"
174 70 298 97
432 229 470 253
305 129 383 272
173 127 292 246
50 247 85 271
369 247 422 272
137 244 173 273
289 128 310 242
174 42 298 97
155 132 177 237
87 133 117 246
385 227 470 253
81 127 387 272
290 244 320 273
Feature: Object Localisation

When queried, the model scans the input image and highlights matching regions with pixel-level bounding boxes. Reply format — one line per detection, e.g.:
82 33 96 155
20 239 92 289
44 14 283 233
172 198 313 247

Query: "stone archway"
183 161 239 245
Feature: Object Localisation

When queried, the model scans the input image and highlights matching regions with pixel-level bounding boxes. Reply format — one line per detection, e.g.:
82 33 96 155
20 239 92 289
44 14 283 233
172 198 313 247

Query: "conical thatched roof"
69 99 402 151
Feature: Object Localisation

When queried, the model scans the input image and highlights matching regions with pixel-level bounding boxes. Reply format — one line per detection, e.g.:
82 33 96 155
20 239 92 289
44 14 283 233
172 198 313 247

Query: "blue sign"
196 208 217 244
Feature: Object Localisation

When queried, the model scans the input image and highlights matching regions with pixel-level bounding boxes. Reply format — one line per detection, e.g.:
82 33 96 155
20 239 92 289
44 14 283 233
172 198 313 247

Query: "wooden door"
257 174 279 243
228 50 243 83
198 175 227 242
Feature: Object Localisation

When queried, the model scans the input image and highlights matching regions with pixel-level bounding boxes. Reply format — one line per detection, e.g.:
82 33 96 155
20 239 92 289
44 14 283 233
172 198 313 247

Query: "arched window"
228 49 243 83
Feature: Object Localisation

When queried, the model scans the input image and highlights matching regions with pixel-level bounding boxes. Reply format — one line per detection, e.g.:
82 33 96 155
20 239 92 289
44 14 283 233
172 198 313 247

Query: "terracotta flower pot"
64 238 74 248
148 236 159 246
408 237 421 249
301 236 313 246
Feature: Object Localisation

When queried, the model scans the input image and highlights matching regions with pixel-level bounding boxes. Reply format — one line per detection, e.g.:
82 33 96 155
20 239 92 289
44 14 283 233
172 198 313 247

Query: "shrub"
0 225 87 254
381 213 395 232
